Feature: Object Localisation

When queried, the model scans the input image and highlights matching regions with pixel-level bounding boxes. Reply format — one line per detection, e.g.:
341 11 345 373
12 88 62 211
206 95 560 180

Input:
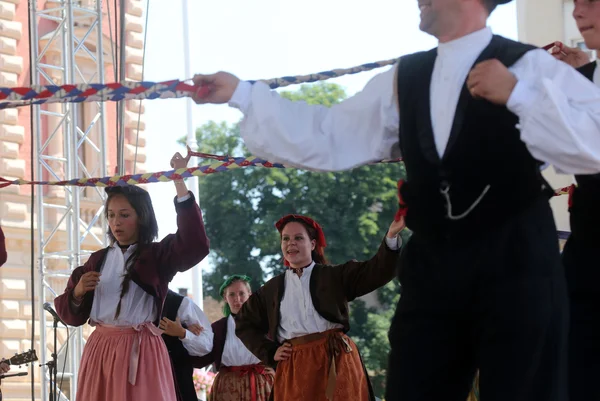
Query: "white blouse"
277 262 342 342
221 315 261 367
277 236 401 342
90 243 156 327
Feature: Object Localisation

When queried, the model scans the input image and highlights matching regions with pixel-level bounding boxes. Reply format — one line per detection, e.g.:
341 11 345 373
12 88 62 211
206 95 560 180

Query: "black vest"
162 291 197 401
570 61 600 240
397 35 551 239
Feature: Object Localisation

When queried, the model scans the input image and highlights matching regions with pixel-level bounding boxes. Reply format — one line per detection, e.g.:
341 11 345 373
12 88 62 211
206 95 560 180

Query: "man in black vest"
160 290 214 401
549 2 600 399
190 0 600 399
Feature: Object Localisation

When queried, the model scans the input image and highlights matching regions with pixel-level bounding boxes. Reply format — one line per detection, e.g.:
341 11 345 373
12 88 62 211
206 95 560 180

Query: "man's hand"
467 59 518 105
192 72 241 105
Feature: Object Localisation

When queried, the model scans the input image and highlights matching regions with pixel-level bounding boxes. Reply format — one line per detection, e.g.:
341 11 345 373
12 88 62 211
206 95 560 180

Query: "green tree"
348 280 400 397
186 82 407 398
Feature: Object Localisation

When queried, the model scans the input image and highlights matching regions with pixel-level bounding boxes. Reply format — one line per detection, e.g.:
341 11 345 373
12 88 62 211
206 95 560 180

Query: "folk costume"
235 215 401 401
563 59 600 401
54 191 209 401
225 7 600 398
161 289 214 401
195 315 275 401
194 276 275 401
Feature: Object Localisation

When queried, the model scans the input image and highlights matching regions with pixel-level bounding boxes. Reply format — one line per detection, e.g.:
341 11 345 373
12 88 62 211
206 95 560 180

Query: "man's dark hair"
482 0 497 14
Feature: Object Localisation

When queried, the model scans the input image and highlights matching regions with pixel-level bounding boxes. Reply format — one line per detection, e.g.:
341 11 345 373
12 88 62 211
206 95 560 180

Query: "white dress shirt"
229 27 600 175
176 296 214 357
221 315 262 366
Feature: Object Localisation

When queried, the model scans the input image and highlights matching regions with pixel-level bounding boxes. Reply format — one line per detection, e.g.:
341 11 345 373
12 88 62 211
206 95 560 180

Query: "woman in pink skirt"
54 149 210 401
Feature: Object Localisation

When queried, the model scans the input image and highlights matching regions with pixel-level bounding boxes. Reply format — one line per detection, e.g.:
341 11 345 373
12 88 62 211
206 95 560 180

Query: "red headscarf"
275 214 327 267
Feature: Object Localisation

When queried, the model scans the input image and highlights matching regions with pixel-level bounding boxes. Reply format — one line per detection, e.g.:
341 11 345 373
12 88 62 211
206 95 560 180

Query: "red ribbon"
568 183 576 209
221 364 266 401
394 179 408 222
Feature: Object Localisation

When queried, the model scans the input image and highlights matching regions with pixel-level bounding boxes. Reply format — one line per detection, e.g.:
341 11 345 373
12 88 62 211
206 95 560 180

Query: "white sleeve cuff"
506 79 540 118
228 81 253 113
180 329 193 342
385 235 402 251
176 193 191 203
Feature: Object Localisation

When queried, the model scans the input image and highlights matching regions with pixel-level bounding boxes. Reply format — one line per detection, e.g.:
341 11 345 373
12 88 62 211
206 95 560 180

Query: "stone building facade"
0 1 146 399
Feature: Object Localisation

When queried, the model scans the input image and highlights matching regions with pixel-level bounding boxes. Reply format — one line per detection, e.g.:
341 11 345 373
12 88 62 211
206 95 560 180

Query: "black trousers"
386 198 569 401
563 234 600 401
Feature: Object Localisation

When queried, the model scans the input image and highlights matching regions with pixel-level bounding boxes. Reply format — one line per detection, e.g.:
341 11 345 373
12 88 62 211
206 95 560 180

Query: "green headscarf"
219 274 252 317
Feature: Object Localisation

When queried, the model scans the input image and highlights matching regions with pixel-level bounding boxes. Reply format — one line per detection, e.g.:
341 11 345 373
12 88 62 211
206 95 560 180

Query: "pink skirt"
77 323 177 401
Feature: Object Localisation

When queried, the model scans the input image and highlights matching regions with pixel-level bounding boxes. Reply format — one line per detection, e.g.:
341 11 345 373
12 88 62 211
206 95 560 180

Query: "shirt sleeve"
176 193 191 203
228 65 400 172
384 234 403 250
177 297 214 357
507 49 600 175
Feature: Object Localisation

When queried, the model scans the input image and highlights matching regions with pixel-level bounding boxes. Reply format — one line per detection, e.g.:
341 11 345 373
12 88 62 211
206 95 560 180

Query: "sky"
141 0 519 296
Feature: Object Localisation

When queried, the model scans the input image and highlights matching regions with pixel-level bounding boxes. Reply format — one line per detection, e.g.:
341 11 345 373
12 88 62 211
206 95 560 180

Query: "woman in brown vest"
235 214 405 401
196 275 275 401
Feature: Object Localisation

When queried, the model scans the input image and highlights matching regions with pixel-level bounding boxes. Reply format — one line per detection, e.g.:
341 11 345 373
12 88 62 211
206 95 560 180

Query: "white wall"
516 0 564 46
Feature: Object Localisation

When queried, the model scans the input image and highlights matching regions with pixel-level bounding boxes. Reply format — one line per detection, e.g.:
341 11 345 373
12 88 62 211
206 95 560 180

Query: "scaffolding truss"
29 1 109 399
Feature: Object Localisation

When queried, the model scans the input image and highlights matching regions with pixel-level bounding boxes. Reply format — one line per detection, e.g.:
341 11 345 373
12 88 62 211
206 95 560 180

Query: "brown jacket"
235 238 400 367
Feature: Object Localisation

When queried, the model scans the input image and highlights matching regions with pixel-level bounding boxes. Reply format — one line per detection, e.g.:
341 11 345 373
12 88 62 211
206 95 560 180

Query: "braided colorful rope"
0 150 571 197
0 79 198 110
0 58 399 109
248 57 399 89
0 156 285 188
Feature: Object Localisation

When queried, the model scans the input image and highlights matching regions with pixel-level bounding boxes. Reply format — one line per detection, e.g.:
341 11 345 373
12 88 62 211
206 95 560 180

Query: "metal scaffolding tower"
29 1 109 399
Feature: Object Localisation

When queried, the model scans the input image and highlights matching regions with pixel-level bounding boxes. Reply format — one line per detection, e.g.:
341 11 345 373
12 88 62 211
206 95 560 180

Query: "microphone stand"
42 315 59 401
52 315 58 401
0 372 28 401
0 372 28 379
